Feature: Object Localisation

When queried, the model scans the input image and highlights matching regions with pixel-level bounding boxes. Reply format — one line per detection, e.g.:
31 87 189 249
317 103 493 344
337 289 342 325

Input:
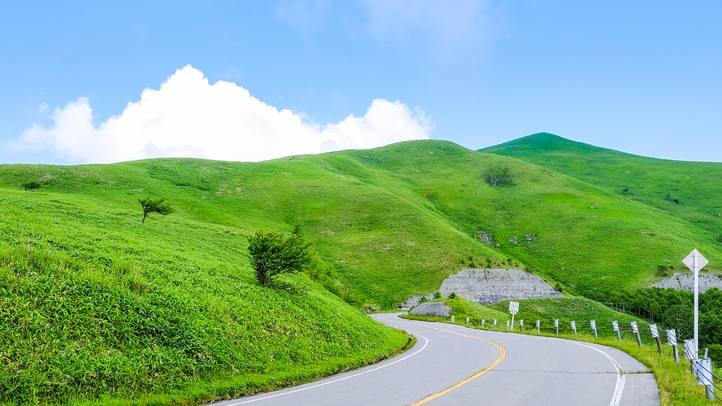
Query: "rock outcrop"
439 268 563 305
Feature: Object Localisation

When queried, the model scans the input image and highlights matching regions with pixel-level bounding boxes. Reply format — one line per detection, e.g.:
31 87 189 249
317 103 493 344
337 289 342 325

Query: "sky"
1 1 721 164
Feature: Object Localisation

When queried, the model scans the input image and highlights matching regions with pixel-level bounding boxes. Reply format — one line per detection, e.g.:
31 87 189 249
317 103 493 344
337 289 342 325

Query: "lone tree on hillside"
138 197 175 224
484 165 513 187
248 229 312 287
21 180 41 191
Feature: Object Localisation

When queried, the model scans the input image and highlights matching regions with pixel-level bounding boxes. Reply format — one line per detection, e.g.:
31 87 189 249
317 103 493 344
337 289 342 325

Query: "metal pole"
673 345 679 363
617 330 621 341
511 313 515 331
636 331 642 347
694 251 699 357
656 337 663 355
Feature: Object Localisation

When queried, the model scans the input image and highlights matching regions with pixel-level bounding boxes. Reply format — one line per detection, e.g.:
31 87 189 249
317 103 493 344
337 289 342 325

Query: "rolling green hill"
482 132 722 243
3 136 722 403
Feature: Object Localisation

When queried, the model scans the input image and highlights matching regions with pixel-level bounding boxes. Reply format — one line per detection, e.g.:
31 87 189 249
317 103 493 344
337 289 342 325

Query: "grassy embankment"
403 296 713 405
0 188 410 405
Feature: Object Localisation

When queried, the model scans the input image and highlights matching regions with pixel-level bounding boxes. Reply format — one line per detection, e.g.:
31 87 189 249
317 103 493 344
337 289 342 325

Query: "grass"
403 296 714 405
3 136 722 402
0 196 410 404
482 132 722 258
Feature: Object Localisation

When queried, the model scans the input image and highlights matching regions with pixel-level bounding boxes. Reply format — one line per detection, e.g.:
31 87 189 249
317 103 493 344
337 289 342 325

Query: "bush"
484 165 514 187
247 230 312 287
21 180 41 191
433 291 442 299
138 197 175 224
449 292 457 299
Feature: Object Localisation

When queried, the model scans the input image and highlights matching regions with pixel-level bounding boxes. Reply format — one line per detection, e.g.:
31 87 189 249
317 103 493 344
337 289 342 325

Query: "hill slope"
0 190 409 405
4 137 722 402
3 139 720 302
482 132 722 241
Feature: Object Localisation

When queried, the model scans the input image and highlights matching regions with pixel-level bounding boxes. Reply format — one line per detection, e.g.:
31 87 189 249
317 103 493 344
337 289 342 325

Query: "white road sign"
509 301 520 315
554 319 559 327
650 324 659 338
590 320 597 330
612 320 619 331
683 249 709 272
631 321 639 334
667 329 677 346
520 319 524 327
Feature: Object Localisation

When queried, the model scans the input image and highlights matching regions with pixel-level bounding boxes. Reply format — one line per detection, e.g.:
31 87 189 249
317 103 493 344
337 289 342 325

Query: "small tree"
138 197 174 224
21 181 41 191
485 165 513 187
248 230 312 287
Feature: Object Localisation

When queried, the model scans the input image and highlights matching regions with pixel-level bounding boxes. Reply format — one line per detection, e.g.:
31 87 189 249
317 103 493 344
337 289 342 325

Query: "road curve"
208 313 659 406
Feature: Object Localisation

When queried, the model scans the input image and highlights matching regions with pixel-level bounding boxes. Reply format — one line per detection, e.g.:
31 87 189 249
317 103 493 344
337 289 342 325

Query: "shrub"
21 180 41 191
449 292 457 299
247 230 312 287
138 197 175 224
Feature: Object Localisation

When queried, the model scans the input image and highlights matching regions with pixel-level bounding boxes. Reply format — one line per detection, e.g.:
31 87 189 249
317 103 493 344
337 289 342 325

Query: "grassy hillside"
4 137 722 402
0 189 410 405
482 132 722 244
3 139 721 304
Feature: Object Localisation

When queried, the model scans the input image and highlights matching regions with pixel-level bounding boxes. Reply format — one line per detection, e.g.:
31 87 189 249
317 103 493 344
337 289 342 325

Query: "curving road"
209 313 660 406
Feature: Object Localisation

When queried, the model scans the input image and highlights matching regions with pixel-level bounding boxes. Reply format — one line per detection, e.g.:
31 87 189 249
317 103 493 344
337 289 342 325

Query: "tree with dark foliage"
248 230 312 287
138 197 174 224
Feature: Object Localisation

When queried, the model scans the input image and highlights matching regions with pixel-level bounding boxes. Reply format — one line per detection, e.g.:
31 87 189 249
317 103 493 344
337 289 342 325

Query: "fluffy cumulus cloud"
12 65 432 163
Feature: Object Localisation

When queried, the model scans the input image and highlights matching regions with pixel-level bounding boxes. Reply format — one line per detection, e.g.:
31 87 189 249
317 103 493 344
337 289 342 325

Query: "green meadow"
2 134 722 403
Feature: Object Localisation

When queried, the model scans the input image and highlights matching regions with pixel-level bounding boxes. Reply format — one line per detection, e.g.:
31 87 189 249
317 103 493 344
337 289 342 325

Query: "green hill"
3 137 722 403
482 132 722 242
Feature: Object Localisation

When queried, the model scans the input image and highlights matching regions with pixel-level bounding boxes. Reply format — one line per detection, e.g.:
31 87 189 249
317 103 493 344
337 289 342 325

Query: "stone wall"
439 268 563 305
409 302 453 317
651 273 722 292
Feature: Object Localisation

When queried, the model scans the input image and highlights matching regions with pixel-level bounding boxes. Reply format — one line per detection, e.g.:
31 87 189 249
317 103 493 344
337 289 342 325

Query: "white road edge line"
219 333 430 405
574 343 626 406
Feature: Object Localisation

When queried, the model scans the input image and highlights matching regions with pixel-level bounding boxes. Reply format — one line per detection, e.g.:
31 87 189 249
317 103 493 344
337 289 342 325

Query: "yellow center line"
377 316 506 405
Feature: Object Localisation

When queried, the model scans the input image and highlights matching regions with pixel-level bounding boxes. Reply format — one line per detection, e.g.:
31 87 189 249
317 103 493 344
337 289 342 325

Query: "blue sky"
1 1 721 164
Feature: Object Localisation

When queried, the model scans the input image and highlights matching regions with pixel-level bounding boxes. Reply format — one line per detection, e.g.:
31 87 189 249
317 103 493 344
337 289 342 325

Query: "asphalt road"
209 313 660 406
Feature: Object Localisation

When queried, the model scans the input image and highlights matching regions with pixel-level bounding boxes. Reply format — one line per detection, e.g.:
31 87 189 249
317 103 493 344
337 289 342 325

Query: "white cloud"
11 65 432 163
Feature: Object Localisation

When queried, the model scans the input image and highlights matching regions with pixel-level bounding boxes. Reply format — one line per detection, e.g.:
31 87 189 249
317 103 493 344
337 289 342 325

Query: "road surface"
209 313 660 406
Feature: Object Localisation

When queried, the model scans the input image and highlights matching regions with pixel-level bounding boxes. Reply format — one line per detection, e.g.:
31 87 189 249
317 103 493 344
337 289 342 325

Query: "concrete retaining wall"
439 268 563 305
651 273 722 293
409 302 453 317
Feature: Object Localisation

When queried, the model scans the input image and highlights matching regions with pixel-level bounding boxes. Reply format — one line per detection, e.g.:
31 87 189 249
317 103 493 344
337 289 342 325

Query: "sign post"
571 321 577 335
613 320 621 341
494 319 497 327
667 329 679 363
554 319 559 336
650 324 662 354
482 319 485 327
509 301 519 331
631 321 642 347
536 319 540 333
591 320 598 339
519 319 524 331
683 249 709 358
